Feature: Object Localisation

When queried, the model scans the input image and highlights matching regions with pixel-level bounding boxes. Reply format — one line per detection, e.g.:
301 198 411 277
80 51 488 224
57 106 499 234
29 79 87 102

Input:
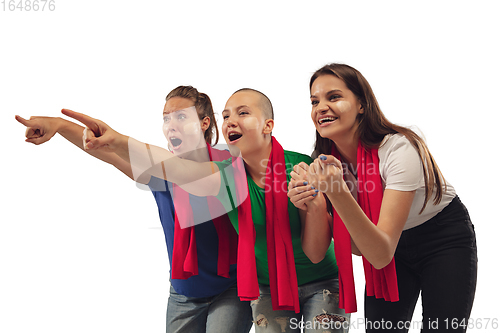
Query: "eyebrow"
222 105 250 113
310 89 343 98
163 109 187 115
237 105 250 111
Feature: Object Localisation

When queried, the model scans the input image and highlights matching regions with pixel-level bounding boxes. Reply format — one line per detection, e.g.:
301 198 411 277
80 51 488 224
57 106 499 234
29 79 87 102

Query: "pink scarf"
171 144 237 279
235 137 300 313
331 141 399 313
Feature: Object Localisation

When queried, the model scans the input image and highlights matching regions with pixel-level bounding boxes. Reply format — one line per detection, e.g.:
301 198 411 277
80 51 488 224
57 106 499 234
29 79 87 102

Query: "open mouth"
169 137 183 148
318 116 338 126
228 132 243 143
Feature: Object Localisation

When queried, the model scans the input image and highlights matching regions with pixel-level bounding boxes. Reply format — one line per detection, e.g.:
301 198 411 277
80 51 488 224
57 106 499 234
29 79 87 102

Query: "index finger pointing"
61 109 100 132
15 115 33 127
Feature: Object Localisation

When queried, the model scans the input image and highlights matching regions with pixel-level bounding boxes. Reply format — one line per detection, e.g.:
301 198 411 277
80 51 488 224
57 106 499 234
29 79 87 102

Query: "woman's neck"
242 139 272 188
334 134 359 166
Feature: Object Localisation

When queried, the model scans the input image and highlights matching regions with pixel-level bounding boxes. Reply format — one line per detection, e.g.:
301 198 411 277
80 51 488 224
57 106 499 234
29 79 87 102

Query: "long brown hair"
166 85 219 145
310 63 446 213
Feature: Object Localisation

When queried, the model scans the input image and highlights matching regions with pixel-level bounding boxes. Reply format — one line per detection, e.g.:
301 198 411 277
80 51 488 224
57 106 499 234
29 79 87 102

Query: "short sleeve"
379 134 424 191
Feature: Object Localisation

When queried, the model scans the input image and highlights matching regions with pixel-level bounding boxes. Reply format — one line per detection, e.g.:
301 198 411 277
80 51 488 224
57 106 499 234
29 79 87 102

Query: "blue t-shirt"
148 176 237 298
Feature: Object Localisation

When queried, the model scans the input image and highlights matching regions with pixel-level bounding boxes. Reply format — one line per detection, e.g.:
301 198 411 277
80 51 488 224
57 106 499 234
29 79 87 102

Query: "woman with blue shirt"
16 86 253 333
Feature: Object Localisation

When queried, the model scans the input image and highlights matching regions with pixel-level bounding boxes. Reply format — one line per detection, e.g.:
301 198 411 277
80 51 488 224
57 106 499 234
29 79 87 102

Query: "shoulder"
284 150 313 165
378 133 424 190
283 150 312 179
379 133 412 150
378 133 419 160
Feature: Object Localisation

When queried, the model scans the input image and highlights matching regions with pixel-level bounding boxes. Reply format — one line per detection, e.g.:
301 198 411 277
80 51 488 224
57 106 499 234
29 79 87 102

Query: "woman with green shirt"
215 150 338 287
214 146 345 332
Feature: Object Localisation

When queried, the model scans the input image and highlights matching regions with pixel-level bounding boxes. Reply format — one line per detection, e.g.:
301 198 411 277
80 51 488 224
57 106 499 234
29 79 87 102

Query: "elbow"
309 254 326 264
361 244 394 269
362 237 397 269
304 248 326 264
371 255 394 270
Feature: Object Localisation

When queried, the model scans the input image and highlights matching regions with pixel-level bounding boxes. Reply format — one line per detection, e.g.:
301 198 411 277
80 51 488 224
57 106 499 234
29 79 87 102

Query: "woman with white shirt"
288 63 477 332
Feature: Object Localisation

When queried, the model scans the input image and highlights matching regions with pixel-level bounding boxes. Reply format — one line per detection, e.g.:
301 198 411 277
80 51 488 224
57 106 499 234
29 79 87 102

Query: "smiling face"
221 90 273 157
162 97 209 157
310 74 364 142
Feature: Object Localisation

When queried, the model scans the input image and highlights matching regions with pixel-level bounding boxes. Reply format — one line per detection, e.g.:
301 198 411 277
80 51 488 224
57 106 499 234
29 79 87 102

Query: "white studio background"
1 1 498 332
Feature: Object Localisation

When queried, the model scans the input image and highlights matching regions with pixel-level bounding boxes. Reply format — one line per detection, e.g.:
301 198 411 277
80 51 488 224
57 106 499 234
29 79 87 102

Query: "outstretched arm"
61 109 222 196
15 115 134 180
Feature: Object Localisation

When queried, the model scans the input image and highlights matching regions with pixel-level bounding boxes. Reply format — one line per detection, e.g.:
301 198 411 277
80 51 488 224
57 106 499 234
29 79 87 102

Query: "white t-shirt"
344 133 456 230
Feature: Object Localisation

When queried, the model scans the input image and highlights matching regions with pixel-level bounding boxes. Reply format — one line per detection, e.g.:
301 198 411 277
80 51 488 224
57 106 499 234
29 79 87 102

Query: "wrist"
115 134 132 162
53 117 65 132
326 182 351 206
118 133 130 150
306 194 327 213
326 178 350 196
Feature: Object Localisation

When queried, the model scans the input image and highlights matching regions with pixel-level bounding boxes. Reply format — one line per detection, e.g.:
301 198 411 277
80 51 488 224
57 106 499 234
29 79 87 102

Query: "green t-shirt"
214 150 338 286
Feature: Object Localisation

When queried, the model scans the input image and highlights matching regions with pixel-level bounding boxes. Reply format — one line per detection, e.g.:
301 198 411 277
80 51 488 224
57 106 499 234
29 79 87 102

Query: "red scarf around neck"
234 137 300 313
331 140 399 313
171 143 237 280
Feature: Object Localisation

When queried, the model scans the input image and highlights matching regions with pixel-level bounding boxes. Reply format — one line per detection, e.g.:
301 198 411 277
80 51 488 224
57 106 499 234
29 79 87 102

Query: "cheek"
162 122 169 138
242 117 259 130
182 122 202 136
162 123 173 151
334 101 352 114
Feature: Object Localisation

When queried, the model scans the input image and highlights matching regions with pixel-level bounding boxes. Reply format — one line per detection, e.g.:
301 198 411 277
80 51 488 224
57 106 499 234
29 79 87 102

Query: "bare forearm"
125 137 220 195
307 155 413 268
56 117 86 149
58 118 117 161
56 118 134 179
300 201 332 264
326 187 393 269
351 238 362 256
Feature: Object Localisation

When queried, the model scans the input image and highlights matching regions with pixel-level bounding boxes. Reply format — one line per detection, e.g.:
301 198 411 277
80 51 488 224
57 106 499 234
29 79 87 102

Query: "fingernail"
320 155 327 161
311 186 315 189
312 193 317 197
303 181 308 185
315 189 319 192
87 142 94 149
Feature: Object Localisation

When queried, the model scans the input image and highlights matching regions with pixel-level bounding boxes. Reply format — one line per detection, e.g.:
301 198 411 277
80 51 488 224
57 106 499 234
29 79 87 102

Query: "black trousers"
365 196 478 332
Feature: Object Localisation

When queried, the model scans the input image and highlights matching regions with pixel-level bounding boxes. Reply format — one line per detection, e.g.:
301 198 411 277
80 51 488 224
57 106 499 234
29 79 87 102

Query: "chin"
318 128 342 140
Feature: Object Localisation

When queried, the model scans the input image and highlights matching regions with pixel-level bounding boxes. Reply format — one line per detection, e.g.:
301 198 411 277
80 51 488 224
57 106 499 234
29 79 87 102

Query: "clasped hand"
287 155 345 210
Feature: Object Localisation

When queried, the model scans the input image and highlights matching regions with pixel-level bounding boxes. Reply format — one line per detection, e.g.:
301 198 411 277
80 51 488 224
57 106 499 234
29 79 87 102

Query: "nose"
225 113 237 128
314 101 329 114
163 118 179 134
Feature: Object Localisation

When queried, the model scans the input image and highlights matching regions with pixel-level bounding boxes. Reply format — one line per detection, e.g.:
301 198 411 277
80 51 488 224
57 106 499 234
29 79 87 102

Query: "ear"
358 101 365 114
200 116 210 132
263 118 274 135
